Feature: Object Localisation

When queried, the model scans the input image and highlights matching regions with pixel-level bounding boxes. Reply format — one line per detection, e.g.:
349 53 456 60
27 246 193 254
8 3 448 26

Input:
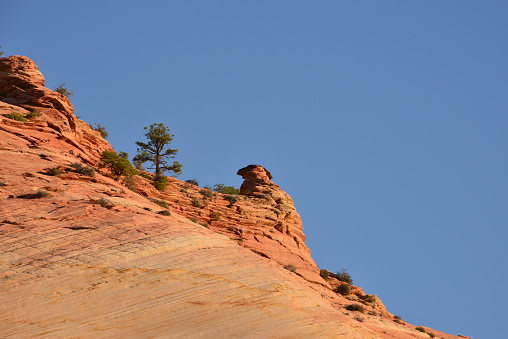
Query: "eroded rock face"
0 56 112 165
0 55 73 115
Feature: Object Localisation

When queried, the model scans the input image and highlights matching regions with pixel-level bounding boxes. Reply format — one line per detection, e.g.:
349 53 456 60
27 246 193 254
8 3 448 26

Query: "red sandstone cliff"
0 55 464 338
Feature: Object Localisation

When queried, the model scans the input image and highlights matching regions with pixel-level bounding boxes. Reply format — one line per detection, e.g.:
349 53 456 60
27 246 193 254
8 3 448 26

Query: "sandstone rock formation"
0 55 465 338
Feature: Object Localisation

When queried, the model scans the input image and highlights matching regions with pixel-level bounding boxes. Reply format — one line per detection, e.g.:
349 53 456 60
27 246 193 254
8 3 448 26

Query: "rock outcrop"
0 55 464 338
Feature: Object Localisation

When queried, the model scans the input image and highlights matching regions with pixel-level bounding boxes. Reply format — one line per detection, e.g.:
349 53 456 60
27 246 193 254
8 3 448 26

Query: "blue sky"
2 1 507 338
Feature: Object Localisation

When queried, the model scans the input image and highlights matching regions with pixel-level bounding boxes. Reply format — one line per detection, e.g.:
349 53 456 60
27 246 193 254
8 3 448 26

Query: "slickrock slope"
0 55 463 338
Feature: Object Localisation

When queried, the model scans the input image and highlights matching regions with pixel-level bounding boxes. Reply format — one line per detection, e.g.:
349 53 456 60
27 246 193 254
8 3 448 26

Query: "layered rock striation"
0 55 464 338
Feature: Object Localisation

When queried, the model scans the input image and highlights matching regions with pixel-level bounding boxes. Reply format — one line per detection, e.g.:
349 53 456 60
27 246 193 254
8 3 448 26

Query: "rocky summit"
0 55 463 338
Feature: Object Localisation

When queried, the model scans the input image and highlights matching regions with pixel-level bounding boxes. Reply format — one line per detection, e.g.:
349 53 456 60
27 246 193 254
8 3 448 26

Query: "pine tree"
133 123 182 177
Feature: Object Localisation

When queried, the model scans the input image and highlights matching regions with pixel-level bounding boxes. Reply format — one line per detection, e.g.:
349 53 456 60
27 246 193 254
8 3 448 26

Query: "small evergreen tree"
54 83 74 97
133 123 182 177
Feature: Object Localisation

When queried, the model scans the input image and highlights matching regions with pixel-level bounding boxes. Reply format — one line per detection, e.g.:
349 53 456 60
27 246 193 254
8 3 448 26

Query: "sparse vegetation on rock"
89 123 109 139
97 197 114 209
100 151 137 177
47 168 62 176
210 183 240 194
319 269 330 280
35 190 50 198
334 283 351 296
284 264 297 272
26 111 40 119
70 162 95 177
345 304 364 313
3 112 27 122
331 268 353 284
185 179 199 186
54 83 74 97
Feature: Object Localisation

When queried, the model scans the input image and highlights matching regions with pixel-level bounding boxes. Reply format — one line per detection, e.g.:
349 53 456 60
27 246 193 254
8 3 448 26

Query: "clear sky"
2 1 507 338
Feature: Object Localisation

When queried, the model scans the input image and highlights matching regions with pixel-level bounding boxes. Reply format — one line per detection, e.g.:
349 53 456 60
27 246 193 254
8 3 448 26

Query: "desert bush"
224 194 241 206
153 175 169 191
3 112 27 122
211 183 240 194
427 332 436 338
199 189 214 199
35 190 50 198
334 283 351 296
71 162 95 177
90 123 108 139
284 264 297 272
319 269 330 280
150 198 168 209
210 211 221 221
100 151 137 177
331 268 353 284
360 294 377 304
26 111 40 119
415 326 426 333
157 210 171 216
353 316 365 322
47 168 62 176
54 83 73 97
185 179 199 186
191 198 203 207
97 197 114 209
123 175 137 192
345 304 364 313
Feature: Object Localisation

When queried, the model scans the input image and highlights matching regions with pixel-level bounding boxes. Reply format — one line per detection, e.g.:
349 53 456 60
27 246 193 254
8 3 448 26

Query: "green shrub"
211 183 240 194
157 210 171 216
319 269 330 280
415 326 426 333
3 112 27 122
153 175 169 191
54 83 74 97
345 304 364 313
332 268 353 284
101 151 138 177
47 168 62 176
428 332 436 338
284 264 297 272
334 283 351 296
26 111 40 119
70 162 95 177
